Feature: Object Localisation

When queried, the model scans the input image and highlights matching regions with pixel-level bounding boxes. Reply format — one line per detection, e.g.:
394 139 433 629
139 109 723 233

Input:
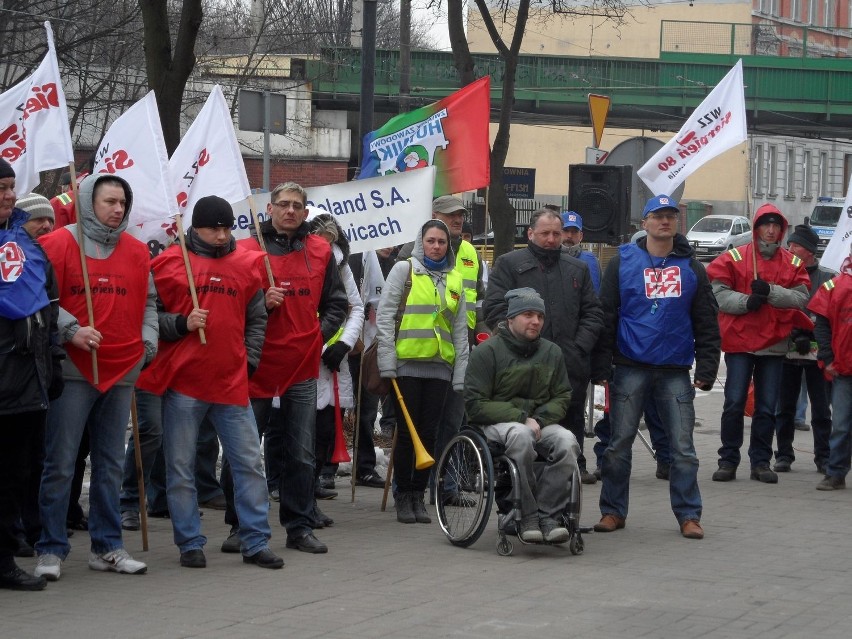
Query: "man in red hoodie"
808 247 852 490
706 204 811 484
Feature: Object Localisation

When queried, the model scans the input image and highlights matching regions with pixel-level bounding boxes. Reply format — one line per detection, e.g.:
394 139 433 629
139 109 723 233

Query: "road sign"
588 94 610 149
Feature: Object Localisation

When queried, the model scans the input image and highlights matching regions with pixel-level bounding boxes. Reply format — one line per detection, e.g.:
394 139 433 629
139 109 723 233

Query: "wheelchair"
434 428 584 556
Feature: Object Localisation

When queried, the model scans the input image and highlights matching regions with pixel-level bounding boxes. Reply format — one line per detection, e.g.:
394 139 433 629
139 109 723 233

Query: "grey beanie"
787 224 819 254
505 287 545 319
16 192 55 222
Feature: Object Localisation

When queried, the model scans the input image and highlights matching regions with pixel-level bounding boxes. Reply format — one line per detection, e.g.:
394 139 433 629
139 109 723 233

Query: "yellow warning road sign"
588 94 611 149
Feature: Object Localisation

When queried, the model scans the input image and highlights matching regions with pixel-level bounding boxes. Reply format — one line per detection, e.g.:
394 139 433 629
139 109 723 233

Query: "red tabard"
808 274 852 376
136 244 264 405
239 236 331 398
705 242 813 353
39 228 149 392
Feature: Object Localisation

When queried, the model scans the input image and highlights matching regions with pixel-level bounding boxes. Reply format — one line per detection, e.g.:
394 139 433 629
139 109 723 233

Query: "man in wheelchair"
463 288 580 544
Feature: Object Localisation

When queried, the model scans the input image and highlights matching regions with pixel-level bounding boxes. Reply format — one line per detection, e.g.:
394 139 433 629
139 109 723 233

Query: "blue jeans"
599 366 701 524
36 380 132 558
257 379 317 538
775 362 832 468
718 353 784 468
826 375 852 479
162 390 271 555
593 394 672 468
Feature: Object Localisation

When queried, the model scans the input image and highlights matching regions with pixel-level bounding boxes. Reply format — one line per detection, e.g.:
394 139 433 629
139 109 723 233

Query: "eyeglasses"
646 212 678 221
271 199 304 211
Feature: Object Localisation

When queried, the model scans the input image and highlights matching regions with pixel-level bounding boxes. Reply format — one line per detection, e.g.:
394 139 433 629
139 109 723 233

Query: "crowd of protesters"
1 156 850 591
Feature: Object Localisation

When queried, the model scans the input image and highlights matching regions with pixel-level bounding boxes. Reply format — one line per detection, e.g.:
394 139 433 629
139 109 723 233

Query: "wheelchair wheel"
435 431 494 547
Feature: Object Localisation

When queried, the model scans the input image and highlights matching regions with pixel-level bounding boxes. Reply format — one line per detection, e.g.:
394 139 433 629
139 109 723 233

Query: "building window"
844 154 852 193
803 150 812 197
791 0 801 21
753 144 765 195
818 152 829 195
825 0 835 26
785 147 796 197
809 0 819 23
768 145 778 196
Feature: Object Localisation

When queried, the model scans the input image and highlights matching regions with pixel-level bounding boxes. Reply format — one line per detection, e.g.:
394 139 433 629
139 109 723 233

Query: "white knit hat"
16 192 55 222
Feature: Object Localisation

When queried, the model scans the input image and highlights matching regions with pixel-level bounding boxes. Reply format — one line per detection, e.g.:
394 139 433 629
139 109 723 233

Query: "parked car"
471 224 529 246
686 215 752 259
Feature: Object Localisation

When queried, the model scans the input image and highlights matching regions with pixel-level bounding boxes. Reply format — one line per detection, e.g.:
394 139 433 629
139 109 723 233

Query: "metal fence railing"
661 20 852 58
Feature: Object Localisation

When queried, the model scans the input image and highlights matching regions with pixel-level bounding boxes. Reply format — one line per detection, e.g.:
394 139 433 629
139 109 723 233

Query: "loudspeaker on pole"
568 164 633 244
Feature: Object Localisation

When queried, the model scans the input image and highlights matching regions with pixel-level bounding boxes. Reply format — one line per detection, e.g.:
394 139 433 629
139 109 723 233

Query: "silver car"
687 215 752 259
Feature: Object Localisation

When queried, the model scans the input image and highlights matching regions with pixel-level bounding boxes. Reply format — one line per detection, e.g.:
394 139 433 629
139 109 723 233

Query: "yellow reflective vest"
454 240 480 329
396 265 464 365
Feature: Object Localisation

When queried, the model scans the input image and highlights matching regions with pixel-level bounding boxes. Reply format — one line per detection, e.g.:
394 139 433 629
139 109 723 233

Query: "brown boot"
593 514 626 532
680 519 704 539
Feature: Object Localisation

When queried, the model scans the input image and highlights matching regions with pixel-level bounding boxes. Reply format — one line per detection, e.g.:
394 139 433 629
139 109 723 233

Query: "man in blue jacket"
593 195 720 540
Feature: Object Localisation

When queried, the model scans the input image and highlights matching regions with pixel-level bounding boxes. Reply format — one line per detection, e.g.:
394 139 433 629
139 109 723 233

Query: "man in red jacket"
808 247 852 490
706 204 810 484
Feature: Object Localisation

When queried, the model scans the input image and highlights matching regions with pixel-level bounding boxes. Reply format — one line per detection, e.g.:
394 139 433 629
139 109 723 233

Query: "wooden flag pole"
130 393 149 551
174 214 206 344
248 195 275 287
68 163 98 385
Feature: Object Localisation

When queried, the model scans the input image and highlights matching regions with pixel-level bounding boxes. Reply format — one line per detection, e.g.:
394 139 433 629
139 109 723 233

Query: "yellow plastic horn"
391 379 435 470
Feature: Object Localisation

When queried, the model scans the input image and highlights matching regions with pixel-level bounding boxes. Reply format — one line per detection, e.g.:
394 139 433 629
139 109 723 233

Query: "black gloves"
746 295 767 312
48 357 65 401
321 341 350 372
750 278 770 296
794 335 812 355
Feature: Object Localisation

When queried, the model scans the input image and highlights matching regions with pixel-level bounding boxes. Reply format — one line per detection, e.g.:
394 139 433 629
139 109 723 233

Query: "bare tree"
446 0 629 257
139 0 204 154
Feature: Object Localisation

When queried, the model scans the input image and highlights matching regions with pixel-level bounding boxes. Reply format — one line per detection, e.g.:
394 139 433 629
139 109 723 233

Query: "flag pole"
174 214 206 345
746 150 758 280
248 195 275 287
68 163 99 385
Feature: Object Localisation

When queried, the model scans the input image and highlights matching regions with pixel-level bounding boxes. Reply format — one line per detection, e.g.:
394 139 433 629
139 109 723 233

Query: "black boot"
0 559 47 591
411 492 431 524
395 492 416 524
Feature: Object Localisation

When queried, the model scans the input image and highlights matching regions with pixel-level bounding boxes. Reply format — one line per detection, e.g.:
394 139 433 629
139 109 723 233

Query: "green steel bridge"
304 22 852 140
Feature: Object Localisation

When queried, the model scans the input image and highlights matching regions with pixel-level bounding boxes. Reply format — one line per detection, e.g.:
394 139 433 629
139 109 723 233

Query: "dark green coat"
464 323 572 427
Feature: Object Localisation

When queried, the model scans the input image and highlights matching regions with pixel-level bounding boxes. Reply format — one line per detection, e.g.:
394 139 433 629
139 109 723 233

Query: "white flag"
0 22 74 194
821 173 852 272
637 60 747 196
92 91 176 230
169 85 250 228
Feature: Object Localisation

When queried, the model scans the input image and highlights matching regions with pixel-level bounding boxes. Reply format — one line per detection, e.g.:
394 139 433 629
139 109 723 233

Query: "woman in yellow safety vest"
376 219 469 525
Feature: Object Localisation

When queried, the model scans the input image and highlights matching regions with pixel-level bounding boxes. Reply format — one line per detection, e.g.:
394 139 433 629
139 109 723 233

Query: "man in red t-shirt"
137 196 283 570
230 182 347 555
35 175 157 582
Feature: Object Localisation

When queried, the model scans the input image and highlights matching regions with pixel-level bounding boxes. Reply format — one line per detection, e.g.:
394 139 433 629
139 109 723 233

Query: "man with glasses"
593 195 720 539
228 183 347 555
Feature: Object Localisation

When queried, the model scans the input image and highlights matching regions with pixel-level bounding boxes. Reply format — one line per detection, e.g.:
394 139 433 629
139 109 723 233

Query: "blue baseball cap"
561 211 583 230
642 195 679 218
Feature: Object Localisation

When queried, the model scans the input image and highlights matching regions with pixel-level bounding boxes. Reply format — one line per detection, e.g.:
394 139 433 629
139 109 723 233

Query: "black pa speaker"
568 164 632 244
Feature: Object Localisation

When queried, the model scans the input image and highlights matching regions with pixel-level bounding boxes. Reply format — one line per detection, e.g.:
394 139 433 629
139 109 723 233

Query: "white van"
686 215 752 259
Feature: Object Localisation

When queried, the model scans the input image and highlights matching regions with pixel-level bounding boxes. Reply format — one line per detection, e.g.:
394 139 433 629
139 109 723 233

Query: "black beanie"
192 195 234 228
787 224 819 254
0 158 15 180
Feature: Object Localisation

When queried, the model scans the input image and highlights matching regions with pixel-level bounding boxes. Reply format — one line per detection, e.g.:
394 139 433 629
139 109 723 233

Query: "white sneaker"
519 518 544 543
88 548 147 574
34 553 62 581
